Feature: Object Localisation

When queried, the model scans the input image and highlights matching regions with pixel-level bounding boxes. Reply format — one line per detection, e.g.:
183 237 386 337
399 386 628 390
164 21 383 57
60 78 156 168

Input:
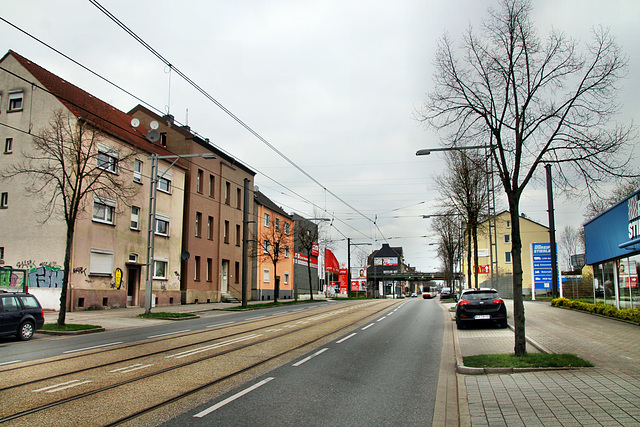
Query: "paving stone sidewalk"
454 300 640 426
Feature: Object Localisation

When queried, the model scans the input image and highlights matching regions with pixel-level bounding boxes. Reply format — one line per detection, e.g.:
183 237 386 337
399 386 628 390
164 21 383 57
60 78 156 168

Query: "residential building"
251 191 294 301
129 105 255 303
0 50 186 310
467 211 550 297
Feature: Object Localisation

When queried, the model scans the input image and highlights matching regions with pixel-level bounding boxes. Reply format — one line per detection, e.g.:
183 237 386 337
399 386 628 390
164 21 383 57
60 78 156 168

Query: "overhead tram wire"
88 0 376 227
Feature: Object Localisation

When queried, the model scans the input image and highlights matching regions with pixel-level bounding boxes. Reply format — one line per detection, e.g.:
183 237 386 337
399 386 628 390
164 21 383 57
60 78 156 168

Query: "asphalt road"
162 298 443 427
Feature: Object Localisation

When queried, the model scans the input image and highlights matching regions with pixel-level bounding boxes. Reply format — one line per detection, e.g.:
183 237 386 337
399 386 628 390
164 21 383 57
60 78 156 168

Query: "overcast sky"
2 1 639 271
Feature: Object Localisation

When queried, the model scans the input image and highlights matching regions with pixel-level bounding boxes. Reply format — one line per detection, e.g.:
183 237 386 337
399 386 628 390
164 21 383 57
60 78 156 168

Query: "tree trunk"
509 199 527 356
473 223 479 289
307 250 313 301
466 226 472 291
273 263 278 304
57 222 75 325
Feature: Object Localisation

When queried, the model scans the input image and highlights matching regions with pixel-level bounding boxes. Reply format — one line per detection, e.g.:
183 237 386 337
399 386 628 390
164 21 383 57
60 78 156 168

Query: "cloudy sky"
2 0 639 271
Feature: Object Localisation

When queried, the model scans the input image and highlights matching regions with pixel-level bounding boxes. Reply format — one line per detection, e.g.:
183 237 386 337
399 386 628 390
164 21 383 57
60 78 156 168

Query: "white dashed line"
194 377 275 418
293 348 329 367
63 342 123 354
147 330 190 339
336 333 357 343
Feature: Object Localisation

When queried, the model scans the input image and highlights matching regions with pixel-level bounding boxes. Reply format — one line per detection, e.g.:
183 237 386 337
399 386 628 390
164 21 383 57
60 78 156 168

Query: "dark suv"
0 292 45 340
455 288 507 329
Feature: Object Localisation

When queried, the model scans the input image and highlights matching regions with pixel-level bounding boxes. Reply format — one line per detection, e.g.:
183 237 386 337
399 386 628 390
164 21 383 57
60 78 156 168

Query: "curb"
38 327 106 336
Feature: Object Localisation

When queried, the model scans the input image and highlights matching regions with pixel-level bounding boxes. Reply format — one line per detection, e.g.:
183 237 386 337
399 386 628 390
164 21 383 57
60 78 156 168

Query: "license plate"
474 315 490 320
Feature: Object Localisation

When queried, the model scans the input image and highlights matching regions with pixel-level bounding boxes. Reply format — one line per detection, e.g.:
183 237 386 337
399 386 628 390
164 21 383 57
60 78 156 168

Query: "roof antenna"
165 64 172 116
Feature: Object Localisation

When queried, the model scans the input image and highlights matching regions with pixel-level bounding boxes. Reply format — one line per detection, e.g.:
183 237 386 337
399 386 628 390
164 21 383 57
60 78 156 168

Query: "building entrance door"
221 260 229 293
127 266 140 306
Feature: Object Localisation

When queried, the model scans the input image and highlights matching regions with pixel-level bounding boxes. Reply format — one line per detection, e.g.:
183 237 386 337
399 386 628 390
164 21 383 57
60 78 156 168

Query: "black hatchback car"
0 291 45 340
455 288 507 329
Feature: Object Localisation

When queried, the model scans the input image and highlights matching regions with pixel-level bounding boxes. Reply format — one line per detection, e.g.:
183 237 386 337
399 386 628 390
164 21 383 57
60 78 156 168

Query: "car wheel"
456 319 464 330
18 321 35 341
499 320 508 329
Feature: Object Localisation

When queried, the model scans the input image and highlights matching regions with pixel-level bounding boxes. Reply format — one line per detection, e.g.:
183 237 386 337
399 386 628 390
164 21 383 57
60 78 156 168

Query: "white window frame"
133 159 142 183
90 249 113 276
195 212 202 237
8 90 23 112
97 143 119 174
284 245 290 258
0 192 7 209
505 252 512 263
506 220 511 229
504 234 511 244
263 269 270 283
128 253 138 263
130 206 140 230
4 137 12 154
284 272 289 285
155 213 170 237
93 196 116 225
153 258 168 279
276 218 280 231
264 213 270 227
263 239 270 254
157 170 172 194
284 222 290 235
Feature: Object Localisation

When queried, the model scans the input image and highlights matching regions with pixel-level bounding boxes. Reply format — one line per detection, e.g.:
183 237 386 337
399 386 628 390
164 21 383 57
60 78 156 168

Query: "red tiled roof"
4 50 177 159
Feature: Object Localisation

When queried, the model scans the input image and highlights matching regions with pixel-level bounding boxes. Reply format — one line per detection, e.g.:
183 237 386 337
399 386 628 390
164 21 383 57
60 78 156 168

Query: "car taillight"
493 298 504 304
458 300 470 306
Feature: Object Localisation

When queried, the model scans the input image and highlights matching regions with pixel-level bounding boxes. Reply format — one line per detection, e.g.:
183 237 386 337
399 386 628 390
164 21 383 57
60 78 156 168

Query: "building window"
207 258 213 282
225 182 231 204
505 252 512 263
195 212 202 237
284 245 290 258
284 272 289 285
197 169 203 193
97 143 118 174
160 132 167 147
133 159 142 183
235 262 240 284
224 220 229 243
263 269 270 283
264 239 270 254
0 192 7 209
90 249 113 276
93 196 116 225
234 224 240 246
130 206 140 230
155 214 170 236
0 247 4 261
128 253 138 263
194 256 201 281
264 213 270 227
8 91 23 112
209 175 215 197
284 222 290 235
504 234 511 244
154 259 168 279
237 188 242 209
4 138 12 154
157 171 172 193
275 218 280 231
208 216 214 240
506 220 511 229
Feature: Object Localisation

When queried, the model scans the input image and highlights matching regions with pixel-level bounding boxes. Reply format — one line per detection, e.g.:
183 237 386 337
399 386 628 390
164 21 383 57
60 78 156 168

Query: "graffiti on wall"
0 268 21 287
28 266 64 288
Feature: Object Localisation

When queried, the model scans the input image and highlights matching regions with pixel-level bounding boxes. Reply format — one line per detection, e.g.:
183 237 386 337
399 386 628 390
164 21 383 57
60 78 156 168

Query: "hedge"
551 297 640 324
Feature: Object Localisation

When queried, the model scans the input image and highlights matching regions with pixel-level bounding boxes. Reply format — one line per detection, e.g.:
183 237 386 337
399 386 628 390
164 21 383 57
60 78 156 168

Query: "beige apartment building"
129 105 256 304
0 50 186 310
467 211 550 295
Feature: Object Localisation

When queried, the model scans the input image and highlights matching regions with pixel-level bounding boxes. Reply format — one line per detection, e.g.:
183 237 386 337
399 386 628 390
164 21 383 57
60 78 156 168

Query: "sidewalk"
449 300 640 426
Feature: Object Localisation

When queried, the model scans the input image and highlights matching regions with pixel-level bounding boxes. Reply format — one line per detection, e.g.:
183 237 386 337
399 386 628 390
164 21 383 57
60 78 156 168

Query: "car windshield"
463 291 498 301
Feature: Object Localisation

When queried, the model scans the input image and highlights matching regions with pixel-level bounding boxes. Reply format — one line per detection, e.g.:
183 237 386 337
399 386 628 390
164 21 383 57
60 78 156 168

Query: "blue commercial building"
584 189 640 309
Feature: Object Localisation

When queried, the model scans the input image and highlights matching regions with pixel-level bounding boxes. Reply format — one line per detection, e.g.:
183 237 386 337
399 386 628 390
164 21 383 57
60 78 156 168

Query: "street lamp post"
145 152 216 314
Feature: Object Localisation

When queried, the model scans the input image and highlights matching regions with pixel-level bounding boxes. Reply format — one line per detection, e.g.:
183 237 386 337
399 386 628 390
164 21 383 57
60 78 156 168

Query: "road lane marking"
109 364 154 373
33 380 92 393
63 342 124 354
336 333 357 344
206 321 235 328
166 334 262 359
361 323 374 330
0 360 22 366
265 328 283 332
245 315 266 320
377 316 387 322
147 330 190 339
293 348 329 367
194 377 275 418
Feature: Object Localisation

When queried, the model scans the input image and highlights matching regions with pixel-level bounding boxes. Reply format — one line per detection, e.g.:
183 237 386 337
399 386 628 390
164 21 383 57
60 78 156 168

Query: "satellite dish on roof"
147 130 160 143
150 121 159 130
131 118 140 128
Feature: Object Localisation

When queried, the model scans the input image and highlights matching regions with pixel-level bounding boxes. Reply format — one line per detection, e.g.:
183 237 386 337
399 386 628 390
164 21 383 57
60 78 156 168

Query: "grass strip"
41 323 102 332
138 312 197 319
463 353 593 368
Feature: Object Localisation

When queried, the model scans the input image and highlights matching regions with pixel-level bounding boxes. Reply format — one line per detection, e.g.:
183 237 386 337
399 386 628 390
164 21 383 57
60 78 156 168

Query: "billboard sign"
531 242 559 289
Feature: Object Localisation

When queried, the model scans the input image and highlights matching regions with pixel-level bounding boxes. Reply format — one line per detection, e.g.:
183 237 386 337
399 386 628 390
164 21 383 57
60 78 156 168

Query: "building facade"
292 214 321 299
0 50 186 310
129 105 256 304
584 189 640 309
252 191 294 301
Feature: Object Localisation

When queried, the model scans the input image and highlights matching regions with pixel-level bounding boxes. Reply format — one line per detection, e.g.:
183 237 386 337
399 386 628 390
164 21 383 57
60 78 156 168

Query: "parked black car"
440 287 452 299
0 291 45 340
455 288 507 329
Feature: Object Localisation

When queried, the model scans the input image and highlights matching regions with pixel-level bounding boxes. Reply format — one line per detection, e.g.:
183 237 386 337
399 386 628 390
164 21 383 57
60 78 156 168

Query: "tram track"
0 299 399 425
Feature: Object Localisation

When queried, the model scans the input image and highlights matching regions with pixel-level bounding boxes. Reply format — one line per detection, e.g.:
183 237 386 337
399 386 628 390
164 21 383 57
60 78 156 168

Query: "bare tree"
432 212 463 290
295 219 319 301
255 217 293 304
435 151 489 289
559 225 582 270
419 0 635 355
584 177 640 220
2 110 138 325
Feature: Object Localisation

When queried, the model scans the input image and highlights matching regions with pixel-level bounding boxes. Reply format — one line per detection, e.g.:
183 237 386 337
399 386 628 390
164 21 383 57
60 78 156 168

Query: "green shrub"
552 298 640 325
